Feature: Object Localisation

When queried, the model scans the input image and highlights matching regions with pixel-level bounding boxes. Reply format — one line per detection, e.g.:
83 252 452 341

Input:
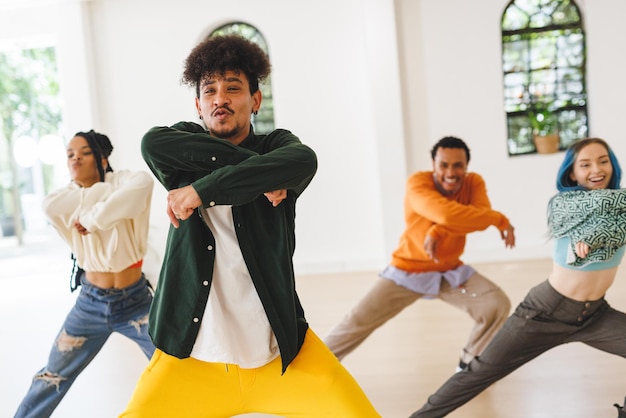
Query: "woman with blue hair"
410 137 626 418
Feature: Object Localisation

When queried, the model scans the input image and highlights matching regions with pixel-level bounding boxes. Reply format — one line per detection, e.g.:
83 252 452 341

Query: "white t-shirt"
190 205 279 368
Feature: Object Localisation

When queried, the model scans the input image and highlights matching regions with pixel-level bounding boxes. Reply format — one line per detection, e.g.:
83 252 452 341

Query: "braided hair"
69 129 114 291
74 129 114 180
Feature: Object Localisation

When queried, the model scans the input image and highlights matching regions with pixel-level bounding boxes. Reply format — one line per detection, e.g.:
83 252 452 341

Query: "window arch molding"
209 22 275 134
502 0 588 155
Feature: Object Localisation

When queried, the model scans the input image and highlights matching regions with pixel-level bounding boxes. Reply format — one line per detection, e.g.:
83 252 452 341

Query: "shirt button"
203 280 209 286
207 245 213 251
193 317 199 323
585 302 591 308
209 201 216 206
211 156 216 161
577 316 583 322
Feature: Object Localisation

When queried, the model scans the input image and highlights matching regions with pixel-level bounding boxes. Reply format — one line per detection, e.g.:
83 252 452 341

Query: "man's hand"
574 241 590 259
264 189 287 207
167 185 202 228
501 224 516 249
424 235 439 263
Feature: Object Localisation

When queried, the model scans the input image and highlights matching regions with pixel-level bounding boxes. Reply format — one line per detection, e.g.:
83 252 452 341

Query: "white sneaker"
455 360 468 373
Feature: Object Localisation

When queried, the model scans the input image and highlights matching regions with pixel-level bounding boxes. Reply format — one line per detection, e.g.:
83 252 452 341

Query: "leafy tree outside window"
210 22 275 134
0 45 63 243
502 0 588 155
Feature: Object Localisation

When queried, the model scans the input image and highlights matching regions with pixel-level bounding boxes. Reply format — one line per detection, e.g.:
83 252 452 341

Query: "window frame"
501 0 588 156
210 22 275 134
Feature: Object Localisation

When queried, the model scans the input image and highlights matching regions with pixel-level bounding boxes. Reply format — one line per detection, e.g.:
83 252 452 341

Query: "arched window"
210 22 275 134
502 0 587 155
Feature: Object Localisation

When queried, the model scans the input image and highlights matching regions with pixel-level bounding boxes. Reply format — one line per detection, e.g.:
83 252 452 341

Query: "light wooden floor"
2 232 625 418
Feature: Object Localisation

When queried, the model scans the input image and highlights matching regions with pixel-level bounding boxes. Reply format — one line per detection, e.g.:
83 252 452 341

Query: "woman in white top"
14 130 155 418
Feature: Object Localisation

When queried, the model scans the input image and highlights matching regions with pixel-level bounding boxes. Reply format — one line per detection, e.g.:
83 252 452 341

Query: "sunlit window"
0 43 64 240
502 0 588 155
210 22 275 134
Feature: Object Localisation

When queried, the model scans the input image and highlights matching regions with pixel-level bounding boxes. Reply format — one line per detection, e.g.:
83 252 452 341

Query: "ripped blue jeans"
14 273 155 418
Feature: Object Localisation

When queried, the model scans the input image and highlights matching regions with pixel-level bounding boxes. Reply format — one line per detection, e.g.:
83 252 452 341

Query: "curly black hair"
182 34 271 98
430 136 471 163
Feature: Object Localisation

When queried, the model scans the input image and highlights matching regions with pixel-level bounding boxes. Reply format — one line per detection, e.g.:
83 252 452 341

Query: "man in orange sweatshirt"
324 136 516 371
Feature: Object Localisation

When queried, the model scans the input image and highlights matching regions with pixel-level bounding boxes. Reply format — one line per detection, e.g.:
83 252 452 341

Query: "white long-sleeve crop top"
42 170 154 273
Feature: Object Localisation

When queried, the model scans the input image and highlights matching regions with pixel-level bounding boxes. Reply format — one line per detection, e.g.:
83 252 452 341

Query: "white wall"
0 0 96 138
82 0 405 278
396 0 626 264
2 0 626 277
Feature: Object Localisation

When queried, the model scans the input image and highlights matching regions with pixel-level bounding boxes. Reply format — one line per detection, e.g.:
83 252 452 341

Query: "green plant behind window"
528 101 557 136
0 45 62 242
501 0 588 156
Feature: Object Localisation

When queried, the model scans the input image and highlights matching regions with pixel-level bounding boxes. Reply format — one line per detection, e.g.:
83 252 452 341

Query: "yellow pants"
119 329 381 418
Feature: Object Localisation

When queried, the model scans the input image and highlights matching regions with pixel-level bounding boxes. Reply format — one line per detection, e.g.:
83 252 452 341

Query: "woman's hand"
73 220 89 235
575 241 590 259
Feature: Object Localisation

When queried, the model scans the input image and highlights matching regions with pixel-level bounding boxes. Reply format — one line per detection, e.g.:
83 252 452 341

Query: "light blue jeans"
14 273 155 418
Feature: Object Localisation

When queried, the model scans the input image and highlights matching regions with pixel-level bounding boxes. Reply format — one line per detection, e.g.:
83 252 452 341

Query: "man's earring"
253 110 258 116
199 114 203 120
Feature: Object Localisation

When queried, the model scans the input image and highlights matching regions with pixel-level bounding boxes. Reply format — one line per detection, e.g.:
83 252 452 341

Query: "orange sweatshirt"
390 171 511 273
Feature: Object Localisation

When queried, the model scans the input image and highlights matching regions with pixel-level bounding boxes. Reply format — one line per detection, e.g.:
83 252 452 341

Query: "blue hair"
556 138 622 192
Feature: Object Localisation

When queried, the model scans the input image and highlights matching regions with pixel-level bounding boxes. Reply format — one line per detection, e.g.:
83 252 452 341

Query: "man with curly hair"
119 35 381 418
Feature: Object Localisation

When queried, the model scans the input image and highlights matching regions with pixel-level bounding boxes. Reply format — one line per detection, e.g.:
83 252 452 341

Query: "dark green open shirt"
141 121 317 372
